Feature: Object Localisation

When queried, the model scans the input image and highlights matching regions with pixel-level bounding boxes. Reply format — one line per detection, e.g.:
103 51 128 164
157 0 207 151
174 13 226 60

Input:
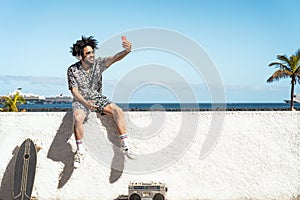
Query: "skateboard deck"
13 138 37 200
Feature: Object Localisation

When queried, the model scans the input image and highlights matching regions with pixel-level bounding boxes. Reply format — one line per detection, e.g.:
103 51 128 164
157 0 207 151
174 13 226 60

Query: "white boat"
6 89 73 104
284 94 300 104
45 94 73 104
8 88 46 104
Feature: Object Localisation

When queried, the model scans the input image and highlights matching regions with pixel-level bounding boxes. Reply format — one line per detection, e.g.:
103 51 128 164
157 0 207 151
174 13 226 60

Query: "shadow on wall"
46 111 125 188
0 112 126 199
96 114 125 184
47 112 74 189
0 146 19 200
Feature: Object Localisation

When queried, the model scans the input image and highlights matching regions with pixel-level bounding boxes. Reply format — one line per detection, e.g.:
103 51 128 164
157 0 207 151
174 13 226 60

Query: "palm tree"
267 49 300 110
1 92 26 112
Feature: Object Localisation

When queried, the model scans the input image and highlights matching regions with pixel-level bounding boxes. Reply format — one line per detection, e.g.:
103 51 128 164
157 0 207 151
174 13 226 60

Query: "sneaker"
74 151 85 168
121 146 137 160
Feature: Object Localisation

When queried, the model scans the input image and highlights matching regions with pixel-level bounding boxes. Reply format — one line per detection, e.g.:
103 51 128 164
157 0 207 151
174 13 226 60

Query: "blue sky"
0 0 299 102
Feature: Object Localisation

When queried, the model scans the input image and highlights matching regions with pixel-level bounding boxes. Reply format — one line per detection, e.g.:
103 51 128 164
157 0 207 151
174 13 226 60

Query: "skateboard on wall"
13 138 37 200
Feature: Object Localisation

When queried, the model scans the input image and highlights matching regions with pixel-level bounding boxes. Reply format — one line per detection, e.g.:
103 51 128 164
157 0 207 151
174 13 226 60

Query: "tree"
1 92 26 112
267 49 300 110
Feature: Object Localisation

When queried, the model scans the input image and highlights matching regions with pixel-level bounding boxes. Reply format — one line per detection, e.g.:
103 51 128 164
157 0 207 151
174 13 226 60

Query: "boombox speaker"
128 182 168 200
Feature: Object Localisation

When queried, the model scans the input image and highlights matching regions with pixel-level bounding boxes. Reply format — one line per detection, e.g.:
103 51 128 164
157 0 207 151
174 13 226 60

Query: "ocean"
13 102 300 111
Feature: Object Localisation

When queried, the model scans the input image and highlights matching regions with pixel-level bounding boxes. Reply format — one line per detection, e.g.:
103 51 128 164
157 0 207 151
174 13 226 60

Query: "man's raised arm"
105 38 132 67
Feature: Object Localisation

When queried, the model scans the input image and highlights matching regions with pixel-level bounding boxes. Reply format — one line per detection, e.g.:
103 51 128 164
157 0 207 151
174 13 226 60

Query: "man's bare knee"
73 110 86 125
104 103 122 115
111 104 123 115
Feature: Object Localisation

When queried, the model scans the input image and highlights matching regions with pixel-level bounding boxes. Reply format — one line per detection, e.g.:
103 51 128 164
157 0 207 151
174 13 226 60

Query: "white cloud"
0 75 69 96
0 75 66 86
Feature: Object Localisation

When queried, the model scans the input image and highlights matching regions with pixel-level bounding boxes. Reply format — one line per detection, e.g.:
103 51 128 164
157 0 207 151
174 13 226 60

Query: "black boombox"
128 182 168 200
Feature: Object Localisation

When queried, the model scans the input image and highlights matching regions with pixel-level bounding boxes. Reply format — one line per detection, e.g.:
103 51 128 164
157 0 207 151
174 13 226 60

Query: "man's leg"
73 109 86 141
102 103 127 135
73 109 87 167
102 103 136 159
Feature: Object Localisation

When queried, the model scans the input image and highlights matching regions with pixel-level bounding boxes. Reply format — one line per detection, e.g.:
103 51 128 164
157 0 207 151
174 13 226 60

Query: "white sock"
76 140 85 154
119 134 129 149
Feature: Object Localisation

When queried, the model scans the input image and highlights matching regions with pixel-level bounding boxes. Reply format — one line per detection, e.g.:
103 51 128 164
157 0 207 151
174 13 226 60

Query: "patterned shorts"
94 96 112 114
72 95 111 116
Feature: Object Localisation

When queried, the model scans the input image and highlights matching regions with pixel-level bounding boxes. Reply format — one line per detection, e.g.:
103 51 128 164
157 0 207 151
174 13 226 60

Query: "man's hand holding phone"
121 36 131 52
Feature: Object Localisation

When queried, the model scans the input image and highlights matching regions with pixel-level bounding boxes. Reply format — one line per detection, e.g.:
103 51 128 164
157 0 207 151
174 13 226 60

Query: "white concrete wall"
0 112 299 200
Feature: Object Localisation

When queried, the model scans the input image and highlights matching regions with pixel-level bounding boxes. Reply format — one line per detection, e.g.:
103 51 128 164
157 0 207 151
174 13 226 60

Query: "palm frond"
266 69 291 83
16 95 26 104
295 49 300 70
290 55 300 71
279 55 295 69
269 62 284 67
1 93 26 112
268 62 291 71
295 64 300 74
295 49 300 58
13 92 20 105
276 55 290 64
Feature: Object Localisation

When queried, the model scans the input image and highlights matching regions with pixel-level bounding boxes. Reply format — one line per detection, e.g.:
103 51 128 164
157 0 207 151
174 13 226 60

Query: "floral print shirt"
67 57 108 101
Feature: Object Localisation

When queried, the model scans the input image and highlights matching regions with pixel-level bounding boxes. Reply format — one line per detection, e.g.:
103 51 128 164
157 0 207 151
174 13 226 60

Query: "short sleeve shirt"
67 57 108 101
